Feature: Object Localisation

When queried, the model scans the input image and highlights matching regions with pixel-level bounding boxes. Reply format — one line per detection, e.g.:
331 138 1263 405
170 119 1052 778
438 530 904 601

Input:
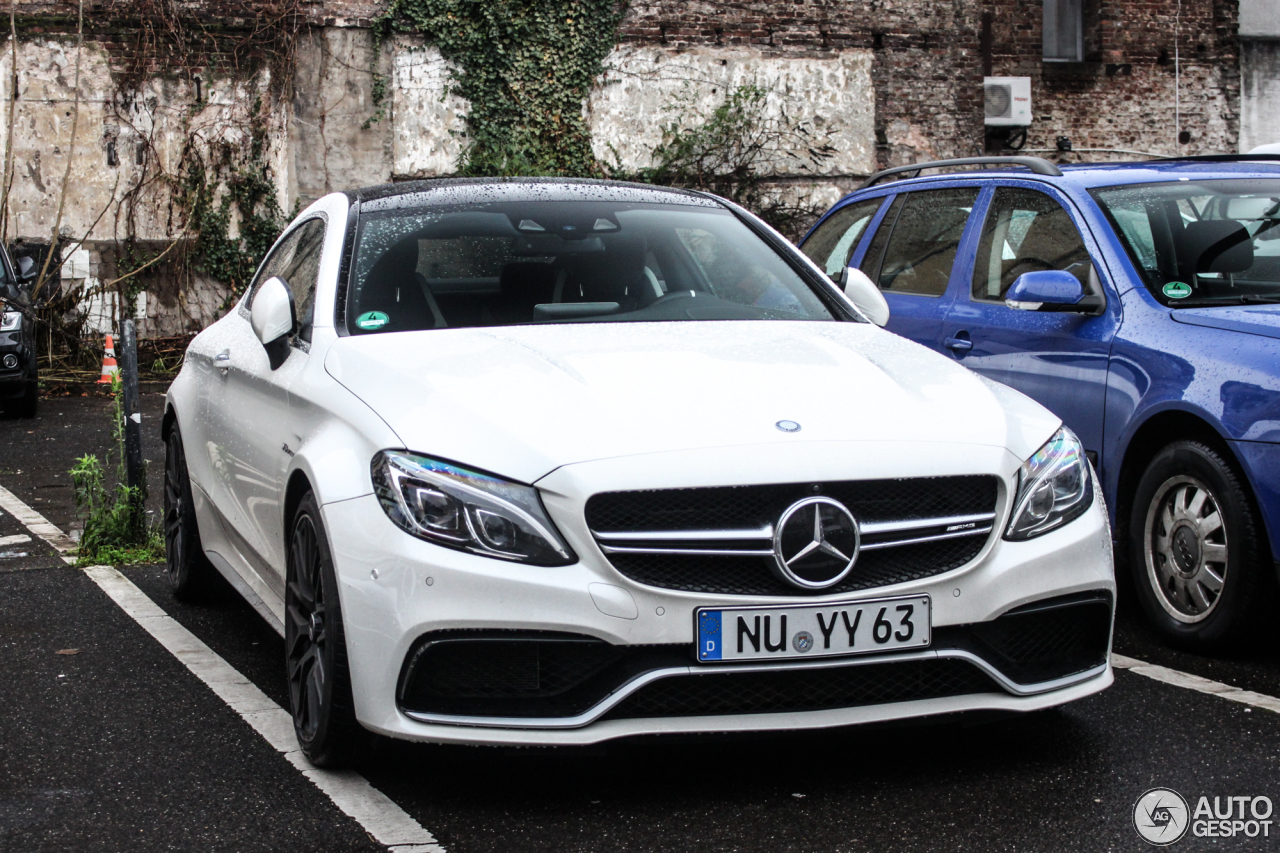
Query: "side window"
800 197 885 278
244 219 326 342
864 188 979 296
859 194 904 280
280 220 327 341
247 228 303 306
971 187 1092 303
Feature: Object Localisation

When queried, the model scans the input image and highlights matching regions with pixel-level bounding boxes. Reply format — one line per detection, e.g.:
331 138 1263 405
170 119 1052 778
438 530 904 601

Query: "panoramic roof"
349 177 722 212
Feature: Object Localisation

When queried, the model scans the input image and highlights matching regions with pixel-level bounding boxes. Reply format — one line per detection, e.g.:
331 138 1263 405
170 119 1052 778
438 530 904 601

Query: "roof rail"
859 156 1064 189
1147 153 1280 164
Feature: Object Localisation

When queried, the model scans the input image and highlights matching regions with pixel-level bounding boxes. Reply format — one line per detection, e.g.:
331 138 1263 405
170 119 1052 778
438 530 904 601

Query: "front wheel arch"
283 469 314 555
1115 410 1252 555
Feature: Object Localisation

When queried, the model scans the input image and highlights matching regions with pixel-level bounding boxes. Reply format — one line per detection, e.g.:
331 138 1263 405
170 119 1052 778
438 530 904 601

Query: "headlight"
1004 427 1093 541
0 310 19 332
372 450 575 566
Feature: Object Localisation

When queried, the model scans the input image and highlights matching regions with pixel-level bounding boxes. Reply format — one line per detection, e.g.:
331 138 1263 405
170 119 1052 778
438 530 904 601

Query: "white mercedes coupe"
164 179 1114 767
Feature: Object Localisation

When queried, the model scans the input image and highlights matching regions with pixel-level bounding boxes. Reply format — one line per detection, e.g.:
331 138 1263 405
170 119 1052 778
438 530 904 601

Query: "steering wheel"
648 289 701 307
1005 258 1055 282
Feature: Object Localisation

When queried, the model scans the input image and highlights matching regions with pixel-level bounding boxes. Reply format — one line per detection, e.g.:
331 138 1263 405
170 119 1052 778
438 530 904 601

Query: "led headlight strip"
372 450 575 566
1005 426 1093 541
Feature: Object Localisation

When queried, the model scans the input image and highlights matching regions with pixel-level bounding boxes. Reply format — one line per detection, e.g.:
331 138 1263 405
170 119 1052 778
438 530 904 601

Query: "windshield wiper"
1171 294 1280 307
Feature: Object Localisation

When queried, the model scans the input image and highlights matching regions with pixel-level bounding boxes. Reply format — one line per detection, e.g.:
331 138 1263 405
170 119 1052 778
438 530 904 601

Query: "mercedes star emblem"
775 420 801 433
772 497 861 589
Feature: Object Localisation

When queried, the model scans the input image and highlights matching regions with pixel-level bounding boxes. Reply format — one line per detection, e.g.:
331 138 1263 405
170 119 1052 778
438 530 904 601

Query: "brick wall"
984 0 1239 157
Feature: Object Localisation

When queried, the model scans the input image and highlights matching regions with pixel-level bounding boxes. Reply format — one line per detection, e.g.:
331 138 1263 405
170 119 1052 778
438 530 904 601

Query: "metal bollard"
119 319 144 494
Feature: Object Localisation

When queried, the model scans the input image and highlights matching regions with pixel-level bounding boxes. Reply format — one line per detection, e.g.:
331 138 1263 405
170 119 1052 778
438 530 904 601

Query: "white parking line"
0 484 76 558
0 487 443 853
0 533 32 546
1112 653 1280 714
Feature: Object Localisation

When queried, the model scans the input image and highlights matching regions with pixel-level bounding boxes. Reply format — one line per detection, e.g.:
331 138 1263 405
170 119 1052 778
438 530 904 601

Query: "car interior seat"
1178 220 1255 279
356 238 446 332
496 262 557 323
554 236 649 312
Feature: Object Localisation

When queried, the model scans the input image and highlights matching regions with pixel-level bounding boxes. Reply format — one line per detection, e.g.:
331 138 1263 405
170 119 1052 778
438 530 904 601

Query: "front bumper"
0 329 31 396
324 442 1115 746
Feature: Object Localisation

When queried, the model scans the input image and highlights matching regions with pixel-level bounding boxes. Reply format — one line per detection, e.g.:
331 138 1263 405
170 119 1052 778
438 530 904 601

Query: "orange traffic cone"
97 334 120 384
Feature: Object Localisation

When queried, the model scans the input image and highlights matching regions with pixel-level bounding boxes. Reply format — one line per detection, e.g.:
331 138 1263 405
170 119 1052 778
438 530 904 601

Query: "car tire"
1129 440 1269 650
286 491 368 768
163 423 214 599
4 380 37 418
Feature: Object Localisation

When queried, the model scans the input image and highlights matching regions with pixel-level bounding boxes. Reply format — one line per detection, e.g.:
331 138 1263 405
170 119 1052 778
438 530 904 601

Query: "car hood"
1170 305 1280 340
323 322 1059 484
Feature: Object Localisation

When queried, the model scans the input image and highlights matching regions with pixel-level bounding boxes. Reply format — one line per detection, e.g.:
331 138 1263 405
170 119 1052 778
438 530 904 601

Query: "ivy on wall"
611 84 836 239
371 0 625 176
173 98 287 297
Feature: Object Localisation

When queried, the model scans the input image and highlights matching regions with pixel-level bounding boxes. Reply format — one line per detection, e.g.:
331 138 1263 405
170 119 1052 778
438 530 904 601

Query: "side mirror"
15 255 35 284
250 276 296 346
1005 270 1103 315
841 266 890 327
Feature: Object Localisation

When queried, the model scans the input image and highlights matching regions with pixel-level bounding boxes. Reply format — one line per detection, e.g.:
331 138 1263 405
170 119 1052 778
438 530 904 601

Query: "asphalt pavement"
4 394 1280 852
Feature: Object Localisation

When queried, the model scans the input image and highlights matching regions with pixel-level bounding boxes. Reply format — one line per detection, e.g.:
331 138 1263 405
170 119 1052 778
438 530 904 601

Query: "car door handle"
944 335 973 353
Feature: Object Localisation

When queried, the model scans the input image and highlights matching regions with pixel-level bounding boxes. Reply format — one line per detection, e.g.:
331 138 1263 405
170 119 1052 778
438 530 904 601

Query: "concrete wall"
0 35 290 337
1240 0 1280 152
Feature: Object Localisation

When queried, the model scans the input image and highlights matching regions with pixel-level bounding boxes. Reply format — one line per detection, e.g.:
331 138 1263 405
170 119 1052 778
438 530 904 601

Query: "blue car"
799 154 1280 650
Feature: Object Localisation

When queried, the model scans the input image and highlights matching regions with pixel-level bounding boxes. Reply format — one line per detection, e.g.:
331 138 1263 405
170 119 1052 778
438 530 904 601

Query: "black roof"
348 177 721 212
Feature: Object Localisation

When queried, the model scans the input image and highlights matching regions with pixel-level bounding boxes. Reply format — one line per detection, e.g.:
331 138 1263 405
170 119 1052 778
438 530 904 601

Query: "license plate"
696 595 931 662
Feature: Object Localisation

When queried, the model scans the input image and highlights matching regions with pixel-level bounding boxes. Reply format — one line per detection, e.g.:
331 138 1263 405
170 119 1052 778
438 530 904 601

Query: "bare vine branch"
1 0 17 242
32 0 85 303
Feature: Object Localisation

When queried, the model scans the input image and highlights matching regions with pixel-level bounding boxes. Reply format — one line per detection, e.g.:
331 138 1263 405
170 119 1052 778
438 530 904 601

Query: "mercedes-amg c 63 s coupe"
164 179 1115 767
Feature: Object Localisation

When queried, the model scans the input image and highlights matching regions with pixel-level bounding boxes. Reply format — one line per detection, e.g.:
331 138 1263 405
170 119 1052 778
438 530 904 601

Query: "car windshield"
345 201 837 334
1092 179 1280 307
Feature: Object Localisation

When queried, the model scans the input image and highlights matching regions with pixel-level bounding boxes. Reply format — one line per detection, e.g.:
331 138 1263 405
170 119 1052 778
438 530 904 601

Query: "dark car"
800 154 1280 651
1 250 39 418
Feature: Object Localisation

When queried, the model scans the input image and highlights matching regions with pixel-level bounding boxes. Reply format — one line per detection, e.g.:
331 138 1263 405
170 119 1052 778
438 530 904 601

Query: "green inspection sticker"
355 310 389 330
1163 281 1192 300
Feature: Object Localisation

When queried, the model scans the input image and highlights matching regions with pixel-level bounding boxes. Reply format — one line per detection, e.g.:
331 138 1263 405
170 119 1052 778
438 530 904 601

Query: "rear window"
345 202 837 334
1092 179 1280 307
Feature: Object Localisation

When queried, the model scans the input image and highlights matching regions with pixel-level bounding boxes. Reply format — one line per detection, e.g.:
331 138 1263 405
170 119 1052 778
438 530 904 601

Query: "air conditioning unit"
984 77 1032 126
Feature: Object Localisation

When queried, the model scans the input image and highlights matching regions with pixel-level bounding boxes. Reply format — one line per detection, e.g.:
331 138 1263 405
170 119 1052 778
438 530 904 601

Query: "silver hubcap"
1144 475 1228 623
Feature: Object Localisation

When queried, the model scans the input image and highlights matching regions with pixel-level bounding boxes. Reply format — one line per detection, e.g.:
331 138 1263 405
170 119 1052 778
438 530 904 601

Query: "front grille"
608 535 988 596
587 476 999 596
602 658 998 720
587 477 998 531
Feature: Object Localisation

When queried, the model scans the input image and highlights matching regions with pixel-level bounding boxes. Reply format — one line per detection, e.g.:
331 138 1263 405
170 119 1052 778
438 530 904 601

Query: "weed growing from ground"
70 378 163 566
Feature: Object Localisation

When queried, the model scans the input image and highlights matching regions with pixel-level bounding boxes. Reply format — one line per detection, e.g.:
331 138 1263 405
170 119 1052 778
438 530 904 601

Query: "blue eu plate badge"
699 610 723 660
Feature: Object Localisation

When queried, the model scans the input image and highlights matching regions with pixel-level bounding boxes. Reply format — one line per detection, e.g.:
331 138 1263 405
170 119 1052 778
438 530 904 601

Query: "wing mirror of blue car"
15 255 36 284
1005 270 1104 315
841 266 891 326
250 275 297 369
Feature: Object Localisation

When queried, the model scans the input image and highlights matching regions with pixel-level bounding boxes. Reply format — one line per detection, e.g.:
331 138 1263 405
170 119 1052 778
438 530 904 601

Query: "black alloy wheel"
286 491 367 767
3 380 36 418
1129 440 1271 651
163 423 212 599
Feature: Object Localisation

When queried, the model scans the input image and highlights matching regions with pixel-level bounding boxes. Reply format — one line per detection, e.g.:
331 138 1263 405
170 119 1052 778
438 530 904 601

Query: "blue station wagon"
799 154 1280 650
